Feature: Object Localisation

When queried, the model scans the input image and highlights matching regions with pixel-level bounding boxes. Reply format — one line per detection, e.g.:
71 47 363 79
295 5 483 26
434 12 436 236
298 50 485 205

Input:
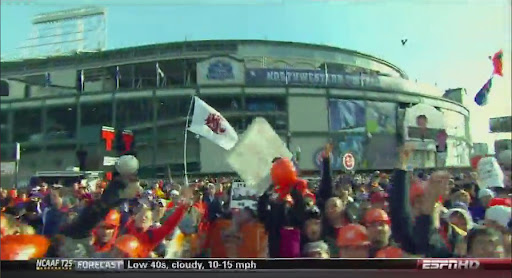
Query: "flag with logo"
187 97 238 150
474 77 493 106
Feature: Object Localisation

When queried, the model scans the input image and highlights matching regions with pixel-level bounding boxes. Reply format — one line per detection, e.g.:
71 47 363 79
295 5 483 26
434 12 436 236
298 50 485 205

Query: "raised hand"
323 142 333 158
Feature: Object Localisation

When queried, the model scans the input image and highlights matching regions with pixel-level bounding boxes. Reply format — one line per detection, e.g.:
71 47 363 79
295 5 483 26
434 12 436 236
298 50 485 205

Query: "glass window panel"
328 99 366 131
116 98 153 128
46 105 77 141
81 102 113 127
201 96 243 113
246 96 286 112
365 101 397 134
13 108 42 143
1 110 8 143
157 96 190 121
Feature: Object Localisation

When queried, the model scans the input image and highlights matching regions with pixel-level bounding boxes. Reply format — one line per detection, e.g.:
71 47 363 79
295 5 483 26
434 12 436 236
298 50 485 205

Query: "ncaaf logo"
36 259 73 271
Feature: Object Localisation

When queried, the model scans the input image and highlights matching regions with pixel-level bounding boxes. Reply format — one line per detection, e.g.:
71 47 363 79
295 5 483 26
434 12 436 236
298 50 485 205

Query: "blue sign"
207 60 234 81
245 68 380 88
313 148 335 170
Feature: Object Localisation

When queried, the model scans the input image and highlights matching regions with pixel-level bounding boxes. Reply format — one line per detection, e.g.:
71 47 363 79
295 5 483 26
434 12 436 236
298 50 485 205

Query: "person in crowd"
369 191 388 212
443 207 474 234
336 224 370 258
91 209 121 254
41 189 66 237
363 208 394 257
302 205 322 244
470 188 495 223
303 240 330 258
485 205 512 257
123 201 189 257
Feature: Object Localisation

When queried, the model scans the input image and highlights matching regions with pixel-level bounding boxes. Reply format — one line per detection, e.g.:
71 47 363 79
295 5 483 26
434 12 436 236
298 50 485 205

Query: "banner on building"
197 56 245 85
245 68 380 89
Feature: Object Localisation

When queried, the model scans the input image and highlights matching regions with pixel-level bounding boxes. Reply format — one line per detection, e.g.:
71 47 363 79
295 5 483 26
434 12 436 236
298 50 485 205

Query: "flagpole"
183 95 195 187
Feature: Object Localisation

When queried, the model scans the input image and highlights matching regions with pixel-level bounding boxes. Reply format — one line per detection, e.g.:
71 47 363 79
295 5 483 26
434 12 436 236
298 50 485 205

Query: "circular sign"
313 148 333 170
342 153 355 170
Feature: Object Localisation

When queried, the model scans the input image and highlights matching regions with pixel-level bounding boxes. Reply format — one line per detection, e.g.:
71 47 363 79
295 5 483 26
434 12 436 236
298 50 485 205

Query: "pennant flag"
324 63 328 86
44 72 51 87
187 97 239 150
474 77 493 106
156 62 165 87
77 70 85 93
284 65 289 85
115 66 121 90
492 50 503 76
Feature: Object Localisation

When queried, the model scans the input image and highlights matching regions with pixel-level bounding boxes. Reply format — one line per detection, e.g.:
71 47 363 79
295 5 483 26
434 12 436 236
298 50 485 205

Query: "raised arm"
317 143 333 211
389 144 417 253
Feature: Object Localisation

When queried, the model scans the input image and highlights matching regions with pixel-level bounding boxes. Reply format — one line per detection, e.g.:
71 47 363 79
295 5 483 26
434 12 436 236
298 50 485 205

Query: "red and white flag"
187 97 238 150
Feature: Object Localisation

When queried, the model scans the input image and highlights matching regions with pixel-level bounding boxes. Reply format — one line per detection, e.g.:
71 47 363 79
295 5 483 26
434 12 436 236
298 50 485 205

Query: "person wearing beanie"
301 205 323 252
303 240 330 258
485 206 512 258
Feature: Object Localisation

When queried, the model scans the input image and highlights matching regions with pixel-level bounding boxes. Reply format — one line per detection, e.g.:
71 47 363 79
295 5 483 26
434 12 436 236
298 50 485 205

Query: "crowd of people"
0 144 511 260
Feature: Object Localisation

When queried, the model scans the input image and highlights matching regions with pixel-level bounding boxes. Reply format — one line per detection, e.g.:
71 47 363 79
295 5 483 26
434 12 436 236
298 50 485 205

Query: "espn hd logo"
419 259 480 270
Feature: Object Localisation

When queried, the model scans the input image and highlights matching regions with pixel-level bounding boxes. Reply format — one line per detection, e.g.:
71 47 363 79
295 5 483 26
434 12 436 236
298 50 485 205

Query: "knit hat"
304 206 322 221
478 188 495 199
303 240 329 255
485 205 512 229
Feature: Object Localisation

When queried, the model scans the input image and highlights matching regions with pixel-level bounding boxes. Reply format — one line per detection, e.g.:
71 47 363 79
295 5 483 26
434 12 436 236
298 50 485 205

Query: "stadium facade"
0 40 472 181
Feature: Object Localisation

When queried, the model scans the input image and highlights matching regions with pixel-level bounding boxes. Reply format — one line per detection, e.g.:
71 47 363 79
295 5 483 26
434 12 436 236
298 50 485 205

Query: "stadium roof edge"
0 39 408 79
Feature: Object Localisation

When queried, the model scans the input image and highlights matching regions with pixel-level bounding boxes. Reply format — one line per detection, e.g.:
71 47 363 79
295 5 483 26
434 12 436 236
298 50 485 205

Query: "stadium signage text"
245 68 380 88
207 60 234 81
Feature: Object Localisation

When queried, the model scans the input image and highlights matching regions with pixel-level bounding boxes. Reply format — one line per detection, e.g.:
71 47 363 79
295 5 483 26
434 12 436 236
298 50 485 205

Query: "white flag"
187 97 238 150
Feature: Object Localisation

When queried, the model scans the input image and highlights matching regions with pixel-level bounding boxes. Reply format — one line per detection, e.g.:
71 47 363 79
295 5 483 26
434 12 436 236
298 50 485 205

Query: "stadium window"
13 108 42 143
0 80 9 96
116 98 153 129
201 96 243 113
246 96 286 112
0 110 9 143
158 97 190 121
46 105 77 141
24 85 32 99
81 102 113 127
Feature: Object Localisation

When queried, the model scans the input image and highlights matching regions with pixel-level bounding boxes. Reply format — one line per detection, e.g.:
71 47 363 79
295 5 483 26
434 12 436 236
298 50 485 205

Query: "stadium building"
0 39 472 182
